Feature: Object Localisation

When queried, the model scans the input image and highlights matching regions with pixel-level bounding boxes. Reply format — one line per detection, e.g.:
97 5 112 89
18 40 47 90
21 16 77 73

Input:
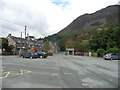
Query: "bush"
96 48 105 57
47 52 53 56
92 52 98 57
21 50 28 54
105 47 119 54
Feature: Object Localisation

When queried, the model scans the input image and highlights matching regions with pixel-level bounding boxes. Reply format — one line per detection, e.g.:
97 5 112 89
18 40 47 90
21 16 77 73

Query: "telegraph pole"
25 26 27 38
24 26 27 50
19 32 22 56
21 32 22 38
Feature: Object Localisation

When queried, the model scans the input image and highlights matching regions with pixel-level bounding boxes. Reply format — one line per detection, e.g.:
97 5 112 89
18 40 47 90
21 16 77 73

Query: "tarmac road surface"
1 53 119 88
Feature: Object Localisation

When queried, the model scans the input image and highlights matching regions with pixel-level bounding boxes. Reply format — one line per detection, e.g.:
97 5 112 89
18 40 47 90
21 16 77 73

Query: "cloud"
0 0 119 38
118 1 120 5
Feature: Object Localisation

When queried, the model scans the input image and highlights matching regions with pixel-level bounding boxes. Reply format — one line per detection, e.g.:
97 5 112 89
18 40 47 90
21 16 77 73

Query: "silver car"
103 53 120 60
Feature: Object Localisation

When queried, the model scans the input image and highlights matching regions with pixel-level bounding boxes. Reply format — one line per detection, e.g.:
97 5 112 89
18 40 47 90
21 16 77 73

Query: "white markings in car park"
5 72 10 78
82 78 104 88
82 83 88 86
63 73 72 75
21 70 23 74
0 69 31 79
52 73 59 76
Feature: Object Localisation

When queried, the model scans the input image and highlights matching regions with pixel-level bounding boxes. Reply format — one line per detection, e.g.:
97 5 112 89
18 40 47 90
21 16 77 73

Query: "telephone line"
0 18 24 27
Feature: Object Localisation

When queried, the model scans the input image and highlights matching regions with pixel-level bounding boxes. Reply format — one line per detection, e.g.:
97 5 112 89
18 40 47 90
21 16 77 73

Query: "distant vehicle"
36 52 48 58
21 52 38 59
103 53 120 60
74 52 84 56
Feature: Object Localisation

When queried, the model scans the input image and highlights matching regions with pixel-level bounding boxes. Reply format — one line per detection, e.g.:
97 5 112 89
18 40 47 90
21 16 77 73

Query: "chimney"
8 34 11 37
21 32 22 38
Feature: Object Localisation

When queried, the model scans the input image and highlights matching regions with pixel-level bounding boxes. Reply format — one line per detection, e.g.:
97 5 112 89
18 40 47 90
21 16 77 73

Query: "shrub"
47 52 53 56
92 52 98 57
105 47 119 54
96 48 105 57
21 50 28 54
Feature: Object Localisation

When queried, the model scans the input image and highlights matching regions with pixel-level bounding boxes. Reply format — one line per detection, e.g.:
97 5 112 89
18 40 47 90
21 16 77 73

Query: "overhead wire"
0 18 24 27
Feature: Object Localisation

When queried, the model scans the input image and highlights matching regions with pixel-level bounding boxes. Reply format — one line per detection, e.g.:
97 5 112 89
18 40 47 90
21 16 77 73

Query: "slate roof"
10 36 25 43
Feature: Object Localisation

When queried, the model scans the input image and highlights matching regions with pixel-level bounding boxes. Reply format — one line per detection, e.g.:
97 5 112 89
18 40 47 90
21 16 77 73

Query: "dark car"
74 52 84 56
21 52 38 59
36 52 48 58
103 53 120 60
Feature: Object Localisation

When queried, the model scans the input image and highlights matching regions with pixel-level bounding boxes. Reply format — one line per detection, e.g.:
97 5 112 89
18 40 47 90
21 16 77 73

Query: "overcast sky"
0 0 119 38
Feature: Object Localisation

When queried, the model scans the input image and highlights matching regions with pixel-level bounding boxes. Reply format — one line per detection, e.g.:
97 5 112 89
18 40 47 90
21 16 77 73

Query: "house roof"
10 36 25 43
7 35 43 45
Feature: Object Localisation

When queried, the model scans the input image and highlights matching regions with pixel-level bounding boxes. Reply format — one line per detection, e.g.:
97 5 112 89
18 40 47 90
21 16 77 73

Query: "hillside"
58 5 119 34
43 5 119 52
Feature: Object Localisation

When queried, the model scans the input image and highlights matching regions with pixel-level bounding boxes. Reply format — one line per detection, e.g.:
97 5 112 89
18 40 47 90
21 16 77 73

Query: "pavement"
1 53 119 88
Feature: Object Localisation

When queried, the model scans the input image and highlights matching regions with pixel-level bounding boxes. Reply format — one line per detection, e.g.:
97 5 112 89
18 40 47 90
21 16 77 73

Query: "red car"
74 52 84 56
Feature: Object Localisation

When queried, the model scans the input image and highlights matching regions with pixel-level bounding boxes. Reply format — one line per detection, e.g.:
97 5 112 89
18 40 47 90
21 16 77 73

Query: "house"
66 48 74 55
7 34 43 54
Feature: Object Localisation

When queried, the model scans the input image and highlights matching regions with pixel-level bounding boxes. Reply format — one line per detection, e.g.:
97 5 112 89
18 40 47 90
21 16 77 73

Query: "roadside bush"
2 52 13 55
96 48 105 57
21 50 28 54
105 47 119 54
47 52 53 56
92 52 98 57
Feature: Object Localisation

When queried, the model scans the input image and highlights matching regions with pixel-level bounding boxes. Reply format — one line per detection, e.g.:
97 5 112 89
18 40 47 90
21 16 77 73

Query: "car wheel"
40 56 43 58
110 57 113 60
22 56 24 58
30 56 33 59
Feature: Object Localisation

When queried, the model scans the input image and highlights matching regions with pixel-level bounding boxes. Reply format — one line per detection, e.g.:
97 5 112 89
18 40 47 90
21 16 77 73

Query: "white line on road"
21 70 23 74
5 72 10 78
52 73 59 76
63 73 72 75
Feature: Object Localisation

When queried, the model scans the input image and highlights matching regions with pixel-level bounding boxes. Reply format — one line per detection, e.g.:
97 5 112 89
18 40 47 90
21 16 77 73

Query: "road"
1 53 119 88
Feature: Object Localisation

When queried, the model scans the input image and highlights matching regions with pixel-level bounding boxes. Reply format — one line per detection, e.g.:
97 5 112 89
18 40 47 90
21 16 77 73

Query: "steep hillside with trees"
43 5 120 55
58 5 119 34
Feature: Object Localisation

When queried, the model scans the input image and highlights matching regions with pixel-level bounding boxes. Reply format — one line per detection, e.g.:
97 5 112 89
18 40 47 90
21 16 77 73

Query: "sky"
0 0 119 38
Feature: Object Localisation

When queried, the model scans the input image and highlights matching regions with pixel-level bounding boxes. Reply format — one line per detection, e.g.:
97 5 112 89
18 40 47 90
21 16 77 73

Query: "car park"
74 52 84 56
36 52 48 58
103 53 120 60
21 52 38 59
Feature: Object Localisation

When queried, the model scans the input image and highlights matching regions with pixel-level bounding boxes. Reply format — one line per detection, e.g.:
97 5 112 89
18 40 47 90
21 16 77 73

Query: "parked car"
103 53 120 60
21 52 38 59
74 52 84 56
36 52 48 58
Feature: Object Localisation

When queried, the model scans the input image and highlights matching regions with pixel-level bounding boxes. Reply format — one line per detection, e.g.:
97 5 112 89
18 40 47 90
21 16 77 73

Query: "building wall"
7 36 16 54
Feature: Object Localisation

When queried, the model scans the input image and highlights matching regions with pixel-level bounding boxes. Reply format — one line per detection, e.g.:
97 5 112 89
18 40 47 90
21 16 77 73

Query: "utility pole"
21 32 22 38
19 32 22 56
24 26 27 50
25 26 27 39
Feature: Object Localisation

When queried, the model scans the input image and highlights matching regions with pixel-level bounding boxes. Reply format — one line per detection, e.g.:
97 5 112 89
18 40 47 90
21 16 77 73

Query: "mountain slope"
58 5 119 34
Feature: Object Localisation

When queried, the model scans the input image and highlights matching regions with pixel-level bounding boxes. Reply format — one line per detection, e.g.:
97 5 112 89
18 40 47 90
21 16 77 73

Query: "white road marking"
82 83 88 86
52 74 59 76
0 70 31 79
0 77 5 79
5 72 10 78
27 71 31 73
21 70 23 74
63 73 72 75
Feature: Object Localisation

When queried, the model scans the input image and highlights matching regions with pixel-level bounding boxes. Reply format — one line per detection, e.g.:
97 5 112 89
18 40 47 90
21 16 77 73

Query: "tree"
89 24 119 51
105 47 119 54
43 40 50 52
0 38 13 54
57 39 66 51
96 48 105 57
0 38 8 52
